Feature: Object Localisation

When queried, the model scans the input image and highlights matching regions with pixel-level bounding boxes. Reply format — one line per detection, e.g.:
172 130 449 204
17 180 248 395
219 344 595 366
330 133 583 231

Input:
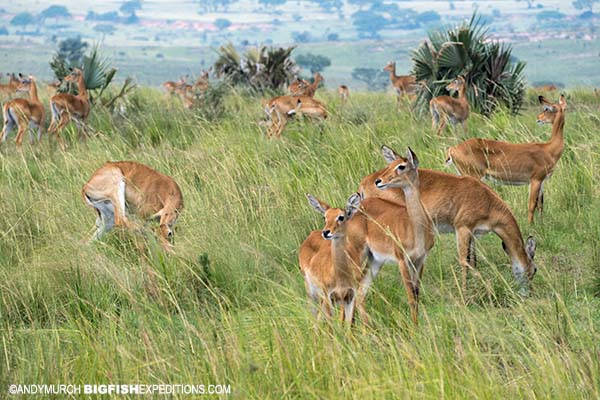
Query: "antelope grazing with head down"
82 161 184 251
300 193 367 322
360 146 537 294
264 95 327 139
1 74 45 149
430 76 470 135
446 95 567 224
48 68 90 148
383 61 417 104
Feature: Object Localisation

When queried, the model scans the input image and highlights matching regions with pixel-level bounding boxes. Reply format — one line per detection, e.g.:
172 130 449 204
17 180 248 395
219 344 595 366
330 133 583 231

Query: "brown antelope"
48 68 90 148
430 76 470 135
0 73 20 99
82 161 184 251
289 72 323 97
383 61 417 103
300 193 365 322
338 85 349 104
162 76 187 95
314 148 434 325
446 95 567 224
46 80 62 97
360 145 537 294
193 69 210 94
264 95 327 139
534 84 558 92
0 74 45 149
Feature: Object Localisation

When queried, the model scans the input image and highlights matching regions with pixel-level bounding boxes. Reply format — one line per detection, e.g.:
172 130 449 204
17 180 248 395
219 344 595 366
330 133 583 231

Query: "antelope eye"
337 215 344 222
396 164 406 171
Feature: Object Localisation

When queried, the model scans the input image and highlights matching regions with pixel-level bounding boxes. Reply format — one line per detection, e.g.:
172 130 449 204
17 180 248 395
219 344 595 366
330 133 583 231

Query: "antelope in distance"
264 95 327 139
383 61 417 104
360 146 537 294
0 74 45 149
312 148 434 325
48 68 90 148
338 85 349 104
0 73 20 99
82 161 184 252
430 76 470 135
446 95 567 224
289 72 323 97
300 193 366 323
162 76 187 95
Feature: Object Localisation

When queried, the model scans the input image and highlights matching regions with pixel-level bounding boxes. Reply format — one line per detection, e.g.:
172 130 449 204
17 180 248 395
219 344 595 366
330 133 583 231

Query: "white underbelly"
485 175 529 186
371 251 398 266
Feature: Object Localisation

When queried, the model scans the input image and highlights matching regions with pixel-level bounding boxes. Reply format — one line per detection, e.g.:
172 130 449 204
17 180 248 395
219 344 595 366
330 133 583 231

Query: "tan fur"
48 68 90 148
338 85 349 104
0 73 20 99
429 76 470 135
383 61 417 104
289 72 322 97
447 95 566 224
359 146 537 293
82 161 184 251
264 95 327 139
1 75 45 149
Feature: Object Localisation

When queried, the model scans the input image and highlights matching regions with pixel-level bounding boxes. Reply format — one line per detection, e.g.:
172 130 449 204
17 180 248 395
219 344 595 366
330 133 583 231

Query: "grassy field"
1 87 599 398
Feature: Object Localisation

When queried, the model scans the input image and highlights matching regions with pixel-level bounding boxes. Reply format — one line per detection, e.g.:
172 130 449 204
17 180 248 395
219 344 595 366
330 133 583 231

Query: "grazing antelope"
48 68 90 148
430 76 470 135
383 61 417 104
300 193 365 322
82 161 184 251
338 85 349 104
360 146 537 293
1 74 45 149
0 73 20 99
289 72 323 97
447 95 567 224
264 95 327 139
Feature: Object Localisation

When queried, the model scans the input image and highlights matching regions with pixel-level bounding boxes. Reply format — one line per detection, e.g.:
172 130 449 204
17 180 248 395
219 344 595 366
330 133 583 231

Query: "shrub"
411 14 527 116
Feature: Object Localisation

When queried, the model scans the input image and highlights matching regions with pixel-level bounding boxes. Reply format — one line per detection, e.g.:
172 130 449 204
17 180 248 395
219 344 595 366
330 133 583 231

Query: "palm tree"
411 14 527 116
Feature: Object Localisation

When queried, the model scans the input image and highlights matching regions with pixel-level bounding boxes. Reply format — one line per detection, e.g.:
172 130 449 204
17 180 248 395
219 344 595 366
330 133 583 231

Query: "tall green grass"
1 88 599 398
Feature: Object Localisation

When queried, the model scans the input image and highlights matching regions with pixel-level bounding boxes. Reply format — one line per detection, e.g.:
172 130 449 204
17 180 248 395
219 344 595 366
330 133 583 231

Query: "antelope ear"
559 94 567 110
526 236 536 259
406 147 419 169
306 194 329 216
345 193 361 218
381 145 401 164
538 95 552 106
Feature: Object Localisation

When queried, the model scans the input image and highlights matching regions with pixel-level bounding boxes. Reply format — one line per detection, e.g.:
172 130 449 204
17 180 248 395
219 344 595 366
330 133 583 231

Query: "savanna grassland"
1 87 599 398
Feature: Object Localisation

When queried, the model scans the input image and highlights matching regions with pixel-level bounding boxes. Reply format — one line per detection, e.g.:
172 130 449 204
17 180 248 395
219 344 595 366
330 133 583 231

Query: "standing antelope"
162 76 187 95
264 95 327 139
315 148 434 325
338 85 349 104
383 61 417 104
1 74 45 149
0 73 20 99
48 68 90 148
360 146 537 293
289 72 323 97
430 76 470 135
446 95 567 224
82 161 184 251
300 193 366 322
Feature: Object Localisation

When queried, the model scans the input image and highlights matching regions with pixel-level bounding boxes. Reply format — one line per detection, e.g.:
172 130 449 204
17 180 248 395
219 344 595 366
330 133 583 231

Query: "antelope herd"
0 58 571 327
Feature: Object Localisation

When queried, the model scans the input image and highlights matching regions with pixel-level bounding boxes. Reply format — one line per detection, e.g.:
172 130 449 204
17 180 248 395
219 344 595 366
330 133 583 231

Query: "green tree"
10 12 36 30
120 0 142 15
295 53 331 73
351 67 388 91
40 5 71 22
572 0 599 11
259 0 286 5
411 14 527 116
352 10 389 38
214 18 232 30
94 24 116 39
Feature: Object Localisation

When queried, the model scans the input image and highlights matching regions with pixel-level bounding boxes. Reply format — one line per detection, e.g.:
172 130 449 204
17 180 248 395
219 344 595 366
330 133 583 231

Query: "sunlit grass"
0 88 599 398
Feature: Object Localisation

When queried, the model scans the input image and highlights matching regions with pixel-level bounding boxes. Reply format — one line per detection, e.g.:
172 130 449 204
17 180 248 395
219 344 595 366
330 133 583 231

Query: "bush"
291 31 312 43
0 26 8 35
351 67 388 91
411 14 527 116
295 53 331 73
215 18 232 30
536 10 566 21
